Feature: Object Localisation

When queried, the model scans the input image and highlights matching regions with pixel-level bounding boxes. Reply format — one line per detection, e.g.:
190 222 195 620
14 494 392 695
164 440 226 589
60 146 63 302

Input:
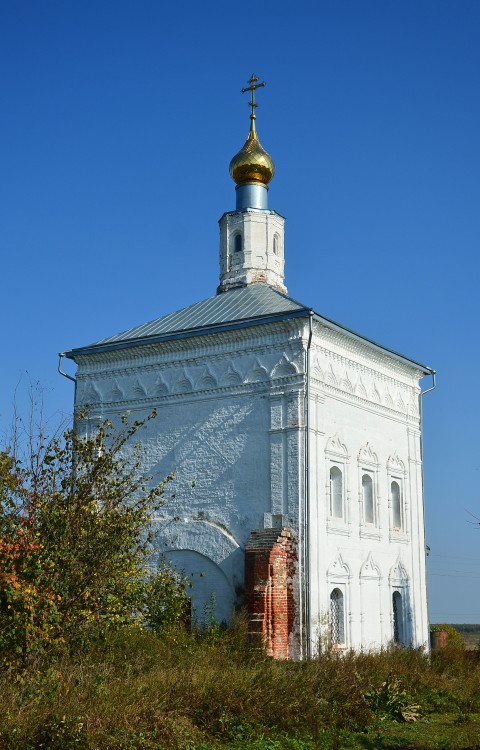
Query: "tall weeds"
1 621 480 749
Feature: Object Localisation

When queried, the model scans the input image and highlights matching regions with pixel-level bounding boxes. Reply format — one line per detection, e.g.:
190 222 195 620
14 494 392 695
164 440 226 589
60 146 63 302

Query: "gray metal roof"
97 283 306 344
65 284 309 357
63 283 434 374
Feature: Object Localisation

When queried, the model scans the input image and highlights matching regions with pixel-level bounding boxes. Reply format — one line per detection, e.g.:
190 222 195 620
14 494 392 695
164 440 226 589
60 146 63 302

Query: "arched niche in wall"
163 548 235 626
359 553 382 648
151 518 241 626
389 557 410 645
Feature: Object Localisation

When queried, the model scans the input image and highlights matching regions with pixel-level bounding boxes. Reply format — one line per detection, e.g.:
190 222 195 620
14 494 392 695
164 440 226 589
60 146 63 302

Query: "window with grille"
392 591 403 644
330 588 345 645
330 466 343 519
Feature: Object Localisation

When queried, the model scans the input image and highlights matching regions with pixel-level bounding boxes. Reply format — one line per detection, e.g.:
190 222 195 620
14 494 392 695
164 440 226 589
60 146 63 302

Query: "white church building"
62 76 434 659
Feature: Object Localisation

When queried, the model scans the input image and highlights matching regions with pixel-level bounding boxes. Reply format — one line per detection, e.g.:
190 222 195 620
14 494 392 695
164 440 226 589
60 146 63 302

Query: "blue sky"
1 1 479 623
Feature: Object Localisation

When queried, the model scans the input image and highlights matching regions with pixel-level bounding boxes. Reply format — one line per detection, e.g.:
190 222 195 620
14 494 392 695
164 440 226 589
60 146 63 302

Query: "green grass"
1 620 480 749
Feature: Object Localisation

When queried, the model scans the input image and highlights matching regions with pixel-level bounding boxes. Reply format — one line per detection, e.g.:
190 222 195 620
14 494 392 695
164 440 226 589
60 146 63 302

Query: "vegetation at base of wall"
1 620 480 750
2 398 479 748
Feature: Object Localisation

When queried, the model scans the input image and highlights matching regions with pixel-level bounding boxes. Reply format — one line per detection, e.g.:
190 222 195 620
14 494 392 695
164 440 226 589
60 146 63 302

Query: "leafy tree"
0 411 189 661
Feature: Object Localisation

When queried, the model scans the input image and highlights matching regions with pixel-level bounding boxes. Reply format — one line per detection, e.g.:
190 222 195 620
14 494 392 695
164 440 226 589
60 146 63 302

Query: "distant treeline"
449 624 480 634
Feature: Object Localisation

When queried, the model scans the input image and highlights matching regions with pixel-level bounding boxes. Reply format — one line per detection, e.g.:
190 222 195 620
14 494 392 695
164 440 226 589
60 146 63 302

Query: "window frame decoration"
357 443 380 539
327 552 350 648
325 434 350 536
387 452 408 542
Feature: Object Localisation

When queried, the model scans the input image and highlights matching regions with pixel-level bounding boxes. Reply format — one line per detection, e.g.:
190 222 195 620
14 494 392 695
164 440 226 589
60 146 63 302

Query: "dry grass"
1 621 480 749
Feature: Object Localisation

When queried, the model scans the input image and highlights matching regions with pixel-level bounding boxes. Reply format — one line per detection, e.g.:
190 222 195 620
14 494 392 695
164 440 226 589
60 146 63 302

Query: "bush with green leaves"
365 675 421 722
142 561 191 631
430 624 465 649
0 410 188 661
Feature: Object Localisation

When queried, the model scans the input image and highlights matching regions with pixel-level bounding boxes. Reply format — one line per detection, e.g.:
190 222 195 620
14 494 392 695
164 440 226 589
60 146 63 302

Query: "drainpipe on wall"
58 353 77 421
58 353 76 384
303 312 314 659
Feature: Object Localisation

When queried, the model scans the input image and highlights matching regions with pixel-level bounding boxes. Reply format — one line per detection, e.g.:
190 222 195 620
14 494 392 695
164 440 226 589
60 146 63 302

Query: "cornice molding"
315 381 420 425
75 373 306 411
310 342 420 419
312 320 426 380
75 347 307 408
76 336 306 379
73 318 307 370
312 343 421 390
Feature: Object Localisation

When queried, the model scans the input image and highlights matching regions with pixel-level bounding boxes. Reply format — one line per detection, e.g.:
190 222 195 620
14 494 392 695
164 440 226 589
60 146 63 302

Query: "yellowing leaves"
0 411 179 663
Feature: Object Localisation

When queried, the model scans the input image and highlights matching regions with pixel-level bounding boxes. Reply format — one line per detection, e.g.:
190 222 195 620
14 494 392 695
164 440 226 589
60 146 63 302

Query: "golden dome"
229 118 275 186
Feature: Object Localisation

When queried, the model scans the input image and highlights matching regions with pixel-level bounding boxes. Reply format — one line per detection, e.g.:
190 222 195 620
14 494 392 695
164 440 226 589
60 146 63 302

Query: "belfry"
219 74 285 294
62 76 434 658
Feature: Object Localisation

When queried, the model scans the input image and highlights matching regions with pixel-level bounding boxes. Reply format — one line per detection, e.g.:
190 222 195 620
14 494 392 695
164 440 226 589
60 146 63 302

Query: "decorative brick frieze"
75 319 307 372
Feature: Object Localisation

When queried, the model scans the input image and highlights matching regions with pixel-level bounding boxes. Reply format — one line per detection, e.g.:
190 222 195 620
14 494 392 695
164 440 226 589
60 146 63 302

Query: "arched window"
392 591 404 644
234 233 242 253
391 481 402 529
330 588 345 645
330 466 343 519
362 474 374 524
273 234 279 255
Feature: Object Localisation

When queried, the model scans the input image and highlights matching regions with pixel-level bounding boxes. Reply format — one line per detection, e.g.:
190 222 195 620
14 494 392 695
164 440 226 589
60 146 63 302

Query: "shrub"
141 561 191 631
365 675 421 722
430 624 465 649
0 411 183 662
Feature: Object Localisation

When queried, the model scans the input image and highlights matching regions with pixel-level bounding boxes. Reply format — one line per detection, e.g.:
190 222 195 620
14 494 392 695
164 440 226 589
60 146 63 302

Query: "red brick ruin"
244 528 296 659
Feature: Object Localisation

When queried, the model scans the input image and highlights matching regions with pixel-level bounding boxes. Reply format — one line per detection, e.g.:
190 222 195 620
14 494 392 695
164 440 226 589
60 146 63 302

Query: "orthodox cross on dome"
241 73 266 121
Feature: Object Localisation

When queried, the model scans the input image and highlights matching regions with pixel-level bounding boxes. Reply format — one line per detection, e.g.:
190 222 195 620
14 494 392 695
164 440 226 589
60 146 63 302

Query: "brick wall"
245 528 297 659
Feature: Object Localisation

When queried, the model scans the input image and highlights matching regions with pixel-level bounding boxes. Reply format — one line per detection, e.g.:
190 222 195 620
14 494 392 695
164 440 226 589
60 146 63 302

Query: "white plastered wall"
307 321 429 651
218 209 286 292
71 313 429 652
73 321 306 631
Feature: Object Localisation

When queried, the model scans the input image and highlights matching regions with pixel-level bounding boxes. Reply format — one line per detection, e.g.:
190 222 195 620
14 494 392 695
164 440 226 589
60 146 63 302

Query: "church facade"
63 77 434 658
